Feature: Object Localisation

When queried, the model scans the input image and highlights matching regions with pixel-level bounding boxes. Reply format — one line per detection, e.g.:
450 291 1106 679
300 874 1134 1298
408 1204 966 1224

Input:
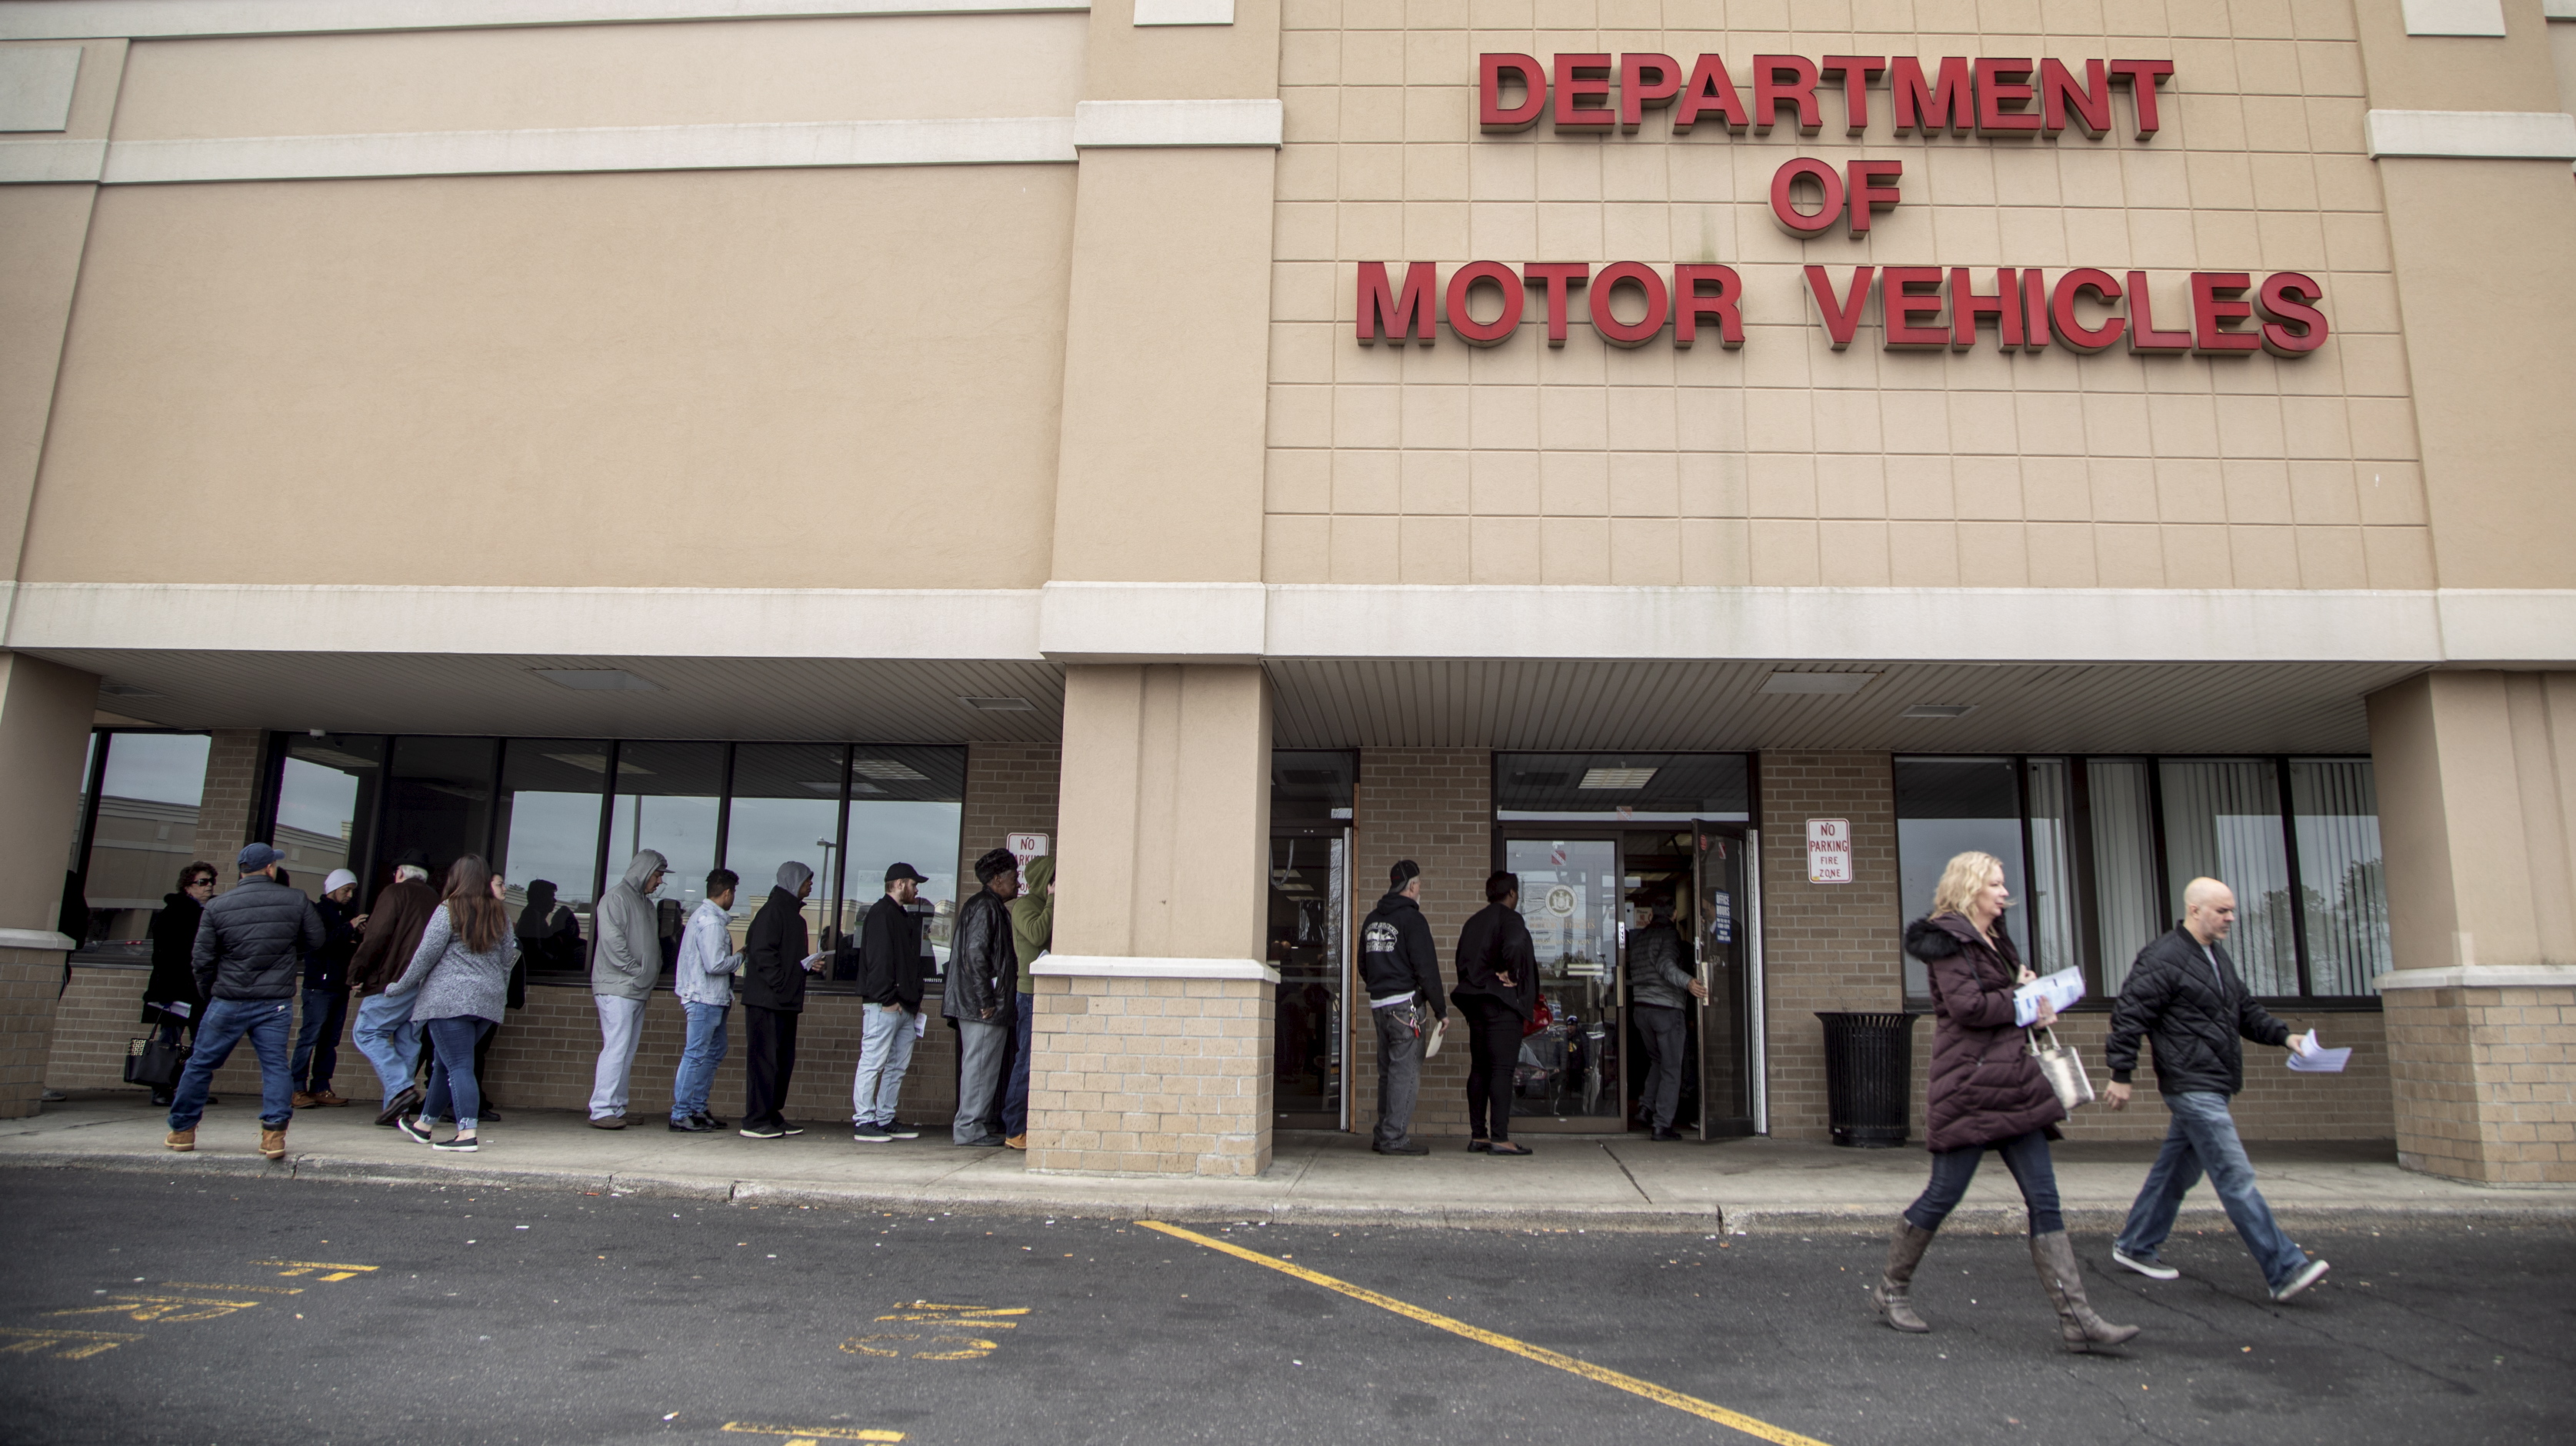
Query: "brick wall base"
49 965 959 1127
1025 971 1271 1177
0 950 69 1118
1350 748 1488 1137
2388 985 2576 1184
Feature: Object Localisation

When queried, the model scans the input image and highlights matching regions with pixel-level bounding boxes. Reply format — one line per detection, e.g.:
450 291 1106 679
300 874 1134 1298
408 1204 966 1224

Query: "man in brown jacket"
349 850 442 1124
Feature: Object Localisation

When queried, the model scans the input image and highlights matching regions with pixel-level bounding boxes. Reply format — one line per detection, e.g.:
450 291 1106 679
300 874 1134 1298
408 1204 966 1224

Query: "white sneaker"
2112 1248 2179 1281
2271 1258 2329 1302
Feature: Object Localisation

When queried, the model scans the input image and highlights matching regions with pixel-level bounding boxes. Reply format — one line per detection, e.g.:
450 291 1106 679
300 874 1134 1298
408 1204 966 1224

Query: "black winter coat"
740 886 810 1013
305 896 360 990
193 875 325 1004
1906 914 2064 1152
945 888 1015 1021
858 894 926 1011
1360 891 1446 1018
142 891 205 1022
2105 928 2291 1097
1451 901 1538 1018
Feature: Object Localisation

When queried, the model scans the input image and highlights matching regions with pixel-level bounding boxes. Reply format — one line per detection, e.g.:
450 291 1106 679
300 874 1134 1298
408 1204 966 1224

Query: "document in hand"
2013 967 2086 1027
2287 1029 2352 1073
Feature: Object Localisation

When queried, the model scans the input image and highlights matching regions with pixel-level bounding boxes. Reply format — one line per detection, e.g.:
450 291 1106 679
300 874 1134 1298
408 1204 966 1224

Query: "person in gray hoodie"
587 850 668 1128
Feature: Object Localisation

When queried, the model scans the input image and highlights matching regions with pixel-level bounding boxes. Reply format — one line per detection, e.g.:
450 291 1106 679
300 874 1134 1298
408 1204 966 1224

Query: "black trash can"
1816 1011 1917 1148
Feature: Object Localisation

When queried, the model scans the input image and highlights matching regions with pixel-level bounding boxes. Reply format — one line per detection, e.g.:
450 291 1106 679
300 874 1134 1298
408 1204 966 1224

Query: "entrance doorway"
1270 751 1356 1131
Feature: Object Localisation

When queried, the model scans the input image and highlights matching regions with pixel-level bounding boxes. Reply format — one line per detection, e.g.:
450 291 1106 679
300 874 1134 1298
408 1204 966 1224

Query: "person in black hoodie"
1360 859 1447 1156
1452 871 1538 1156
738 862 819 1139
140 861 218 1107
289 869 365 1108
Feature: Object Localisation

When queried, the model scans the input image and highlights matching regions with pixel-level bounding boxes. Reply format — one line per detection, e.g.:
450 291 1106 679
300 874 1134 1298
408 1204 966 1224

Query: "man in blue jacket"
2104 876 2329 1303
166 844 325 1160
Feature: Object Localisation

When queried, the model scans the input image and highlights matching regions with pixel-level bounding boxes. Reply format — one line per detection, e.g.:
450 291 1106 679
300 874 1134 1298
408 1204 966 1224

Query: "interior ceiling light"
1578 767 1658 790
958 695 1034 711
1901 704 1976 718
532 668 660 692
851 759 928 782
543 751 632 774
1758 671 1879 695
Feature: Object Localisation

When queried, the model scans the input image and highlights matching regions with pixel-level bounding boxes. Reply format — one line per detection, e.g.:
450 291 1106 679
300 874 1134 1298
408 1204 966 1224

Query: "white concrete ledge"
0 928 78 952
1038 581 1267 663
0 1 1085 40
1131 0 1230 21
1071 99 1281 148
2376 966 2576 990
2401 0 2507 34
0 138 106 183
1035 955 1279 982
2365 109 2576 160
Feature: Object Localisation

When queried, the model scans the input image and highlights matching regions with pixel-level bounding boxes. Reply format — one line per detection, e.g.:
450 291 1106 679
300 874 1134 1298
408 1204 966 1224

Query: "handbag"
2025 1025 2094 1114
124 1034 188 1091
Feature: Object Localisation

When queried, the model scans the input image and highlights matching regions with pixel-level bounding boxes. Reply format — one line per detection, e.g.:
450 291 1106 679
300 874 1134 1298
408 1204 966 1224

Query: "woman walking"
383 855 518 1154
1873 851 2137 1353
1452 870 1538 1157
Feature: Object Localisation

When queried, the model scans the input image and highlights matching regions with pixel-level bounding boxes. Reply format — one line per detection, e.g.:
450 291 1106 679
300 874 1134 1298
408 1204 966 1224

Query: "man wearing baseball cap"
289 867 368 1108
165 844 325 1160
850 862 934 1143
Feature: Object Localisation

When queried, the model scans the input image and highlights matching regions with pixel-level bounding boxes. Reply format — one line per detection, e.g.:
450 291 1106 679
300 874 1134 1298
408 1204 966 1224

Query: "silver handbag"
2026 1025 2095 1114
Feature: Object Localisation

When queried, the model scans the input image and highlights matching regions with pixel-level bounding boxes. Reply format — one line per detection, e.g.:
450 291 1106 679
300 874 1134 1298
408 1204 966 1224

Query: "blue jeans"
419 1017 493 1131
168 998 295 1131
1001 990 1034 1136
851 1002 917 1127
352 990 422 1101
672 1001 729 1121
291 986 348 1093
1904 1128 2065 1237
2116 1090 2310 1290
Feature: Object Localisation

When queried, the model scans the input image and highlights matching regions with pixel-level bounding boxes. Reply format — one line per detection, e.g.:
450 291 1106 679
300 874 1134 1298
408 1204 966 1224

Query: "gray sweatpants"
1372 1000 1424 1148
952 1018 1008 1144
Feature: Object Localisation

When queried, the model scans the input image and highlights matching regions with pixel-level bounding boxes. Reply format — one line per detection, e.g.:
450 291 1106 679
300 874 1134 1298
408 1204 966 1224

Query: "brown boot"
165 1128 195 1152
260 1126 289 1161
2030 1231 2140 1352
1005 1134 1028 1151
1871 1220 1934 1333
292 1091 319 1108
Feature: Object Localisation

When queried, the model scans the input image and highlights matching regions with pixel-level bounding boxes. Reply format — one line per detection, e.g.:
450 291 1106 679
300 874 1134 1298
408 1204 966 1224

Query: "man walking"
1360 859 1446 1156
588 849 668 1129
2105 877 2331 1302
165 845 325 1160
1626 896 1708 1141
350 849 439 1124
738 862 821 1139
290 868 365 1108
945 848 1018 1147
1001 852 1055 1150
669 868 744 1133
850 862 932 1143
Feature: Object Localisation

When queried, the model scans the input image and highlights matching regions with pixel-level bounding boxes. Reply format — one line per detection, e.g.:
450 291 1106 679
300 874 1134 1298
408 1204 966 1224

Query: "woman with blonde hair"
1871 850 2138 1353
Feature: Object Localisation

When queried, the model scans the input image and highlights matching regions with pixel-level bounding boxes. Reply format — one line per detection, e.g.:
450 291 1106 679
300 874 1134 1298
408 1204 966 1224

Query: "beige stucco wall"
1263 3 2434 590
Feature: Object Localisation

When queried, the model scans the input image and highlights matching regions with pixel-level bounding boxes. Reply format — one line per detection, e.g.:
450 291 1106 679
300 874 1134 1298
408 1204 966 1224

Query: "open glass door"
1694 823 1760 1138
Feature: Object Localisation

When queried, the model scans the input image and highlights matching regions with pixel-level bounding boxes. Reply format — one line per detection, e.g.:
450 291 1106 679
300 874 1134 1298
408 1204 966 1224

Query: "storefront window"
275 735 384 903
725 743 847 945
76 731 213 958
2161 759 2298 998
2084 758 2163 992
1893 757 2028 1001
2023 758 2078 981
608 741 722 910
1271 750 1355 1127
495 739 612 975
838 748 967 971
2291 759 2390 998
382 736 499 889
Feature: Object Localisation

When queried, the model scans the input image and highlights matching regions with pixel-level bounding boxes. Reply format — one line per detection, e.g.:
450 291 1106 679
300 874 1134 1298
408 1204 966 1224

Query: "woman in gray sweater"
384 855 520 1152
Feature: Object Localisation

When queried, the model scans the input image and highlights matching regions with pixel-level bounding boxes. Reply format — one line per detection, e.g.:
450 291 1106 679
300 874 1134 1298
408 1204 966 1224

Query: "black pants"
1458 995 1522 1143
1635 1004 1687 1131
744 1006 800 1130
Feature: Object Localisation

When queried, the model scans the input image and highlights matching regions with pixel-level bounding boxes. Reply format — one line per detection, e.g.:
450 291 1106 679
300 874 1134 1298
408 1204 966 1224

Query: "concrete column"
1027 663 1275 1177
0 652 102 1116
2368 671 2576 1183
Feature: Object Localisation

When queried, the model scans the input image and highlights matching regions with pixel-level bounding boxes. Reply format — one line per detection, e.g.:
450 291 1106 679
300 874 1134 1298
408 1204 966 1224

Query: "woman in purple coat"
1870 851 2138 1353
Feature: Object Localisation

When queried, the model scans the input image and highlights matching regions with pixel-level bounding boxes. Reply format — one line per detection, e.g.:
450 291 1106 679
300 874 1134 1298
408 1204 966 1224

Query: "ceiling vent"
1758 671 1878 695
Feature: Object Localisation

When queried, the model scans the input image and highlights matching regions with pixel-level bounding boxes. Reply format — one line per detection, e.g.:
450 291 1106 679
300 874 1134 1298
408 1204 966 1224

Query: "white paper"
2288 1028 2351 1073
2013 967 2086 1027
913 1011 928 1041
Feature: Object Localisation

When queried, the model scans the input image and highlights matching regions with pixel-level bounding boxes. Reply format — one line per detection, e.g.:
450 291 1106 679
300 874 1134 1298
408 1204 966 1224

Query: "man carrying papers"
2103 878 2331 1303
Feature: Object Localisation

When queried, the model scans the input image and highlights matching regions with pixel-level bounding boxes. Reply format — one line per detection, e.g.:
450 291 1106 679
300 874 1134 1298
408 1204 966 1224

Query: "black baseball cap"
884 861 930 885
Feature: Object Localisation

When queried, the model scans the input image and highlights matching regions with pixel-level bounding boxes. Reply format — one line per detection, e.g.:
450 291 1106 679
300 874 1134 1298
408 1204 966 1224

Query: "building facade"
2 0 2571 1183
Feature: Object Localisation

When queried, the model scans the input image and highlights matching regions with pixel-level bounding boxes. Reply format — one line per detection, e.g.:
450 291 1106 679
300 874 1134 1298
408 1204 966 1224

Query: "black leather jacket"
2106 927 2291 1096
1627 922 1695 1010
944 888 1015 1021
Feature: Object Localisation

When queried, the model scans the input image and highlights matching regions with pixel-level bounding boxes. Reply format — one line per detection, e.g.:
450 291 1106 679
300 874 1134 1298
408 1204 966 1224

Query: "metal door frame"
1692 821 1766 1138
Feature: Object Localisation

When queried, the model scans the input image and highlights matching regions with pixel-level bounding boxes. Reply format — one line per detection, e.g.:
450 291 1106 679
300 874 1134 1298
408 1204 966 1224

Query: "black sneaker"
778 1124 805 1137
395 1115 434 1145
431 1134 479 1152
478 1104 503 1123
738 1124 787 1139
852 1124 894 1144
1373 1141 1430 1156
885 1121 925 1139
668 1115 715 1133
375 1088 422 1127
1651 1127 1686 1141
696 1114 728 1130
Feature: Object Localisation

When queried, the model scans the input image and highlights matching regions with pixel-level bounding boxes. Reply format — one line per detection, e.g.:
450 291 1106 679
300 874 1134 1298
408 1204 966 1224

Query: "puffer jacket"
944 887 1015 1022
192 875 325 1004
2105 927 2291 1097
1627 921 1695 1010
1905 913 2063 1152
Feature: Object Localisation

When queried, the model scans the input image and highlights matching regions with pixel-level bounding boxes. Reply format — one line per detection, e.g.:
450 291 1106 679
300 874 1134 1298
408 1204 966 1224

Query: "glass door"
1267 831 1347 1128
1502 837 1625 1127
1694 824 1761 1138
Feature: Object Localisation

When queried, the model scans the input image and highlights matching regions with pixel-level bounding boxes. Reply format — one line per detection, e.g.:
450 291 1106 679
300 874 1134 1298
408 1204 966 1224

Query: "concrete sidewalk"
7 1090 2571 1232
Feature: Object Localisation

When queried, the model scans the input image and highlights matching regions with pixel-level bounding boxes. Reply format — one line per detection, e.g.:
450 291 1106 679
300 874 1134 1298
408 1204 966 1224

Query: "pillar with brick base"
0 654 104 1117
1028 663 1275 1177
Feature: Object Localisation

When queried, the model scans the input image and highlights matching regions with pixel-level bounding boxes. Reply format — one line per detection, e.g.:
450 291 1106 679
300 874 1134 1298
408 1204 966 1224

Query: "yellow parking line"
719 1422 903 1442
1138 1221 1835 1446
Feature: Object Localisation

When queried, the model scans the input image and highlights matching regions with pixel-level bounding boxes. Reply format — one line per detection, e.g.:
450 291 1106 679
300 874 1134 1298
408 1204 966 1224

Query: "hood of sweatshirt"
775 861 815 895
619 850 668 893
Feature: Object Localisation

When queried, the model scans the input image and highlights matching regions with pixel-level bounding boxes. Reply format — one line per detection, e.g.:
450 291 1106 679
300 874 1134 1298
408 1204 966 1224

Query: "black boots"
2030 1230 2141 1352
1871 1221 1934 1333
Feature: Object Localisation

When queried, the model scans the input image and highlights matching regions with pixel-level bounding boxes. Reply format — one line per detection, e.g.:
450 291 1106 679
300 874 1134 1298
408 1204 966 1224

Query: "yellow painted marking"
718 1423 903 1442
0 1328 146 1360
252 1260 376 1281
1138 1221 1836 1446
163 1281 304 1294
50 1294 258 1324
